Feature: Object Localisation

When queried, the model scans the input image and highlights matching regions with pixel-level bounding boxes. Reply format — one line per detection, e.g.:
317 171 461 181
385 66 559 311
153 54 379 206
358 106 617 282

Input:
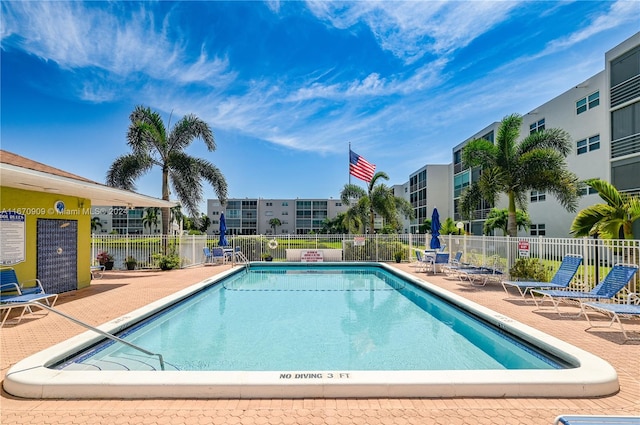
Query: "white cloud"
305 1 521 63
542 0 639 55
1 2 234 100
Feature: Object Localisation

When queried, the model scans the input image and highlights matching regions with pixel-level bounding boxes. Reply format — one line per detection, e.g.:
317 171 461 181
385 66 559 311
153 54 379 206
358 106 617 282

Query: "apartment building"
207 198 350 235
403 164 452 234
452 32 640 237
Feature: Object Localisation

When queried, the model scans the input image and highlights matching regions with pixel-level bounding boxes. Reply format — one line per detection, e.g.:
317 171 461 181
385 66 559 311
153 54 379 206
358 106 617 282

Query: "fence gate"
37 218 78 293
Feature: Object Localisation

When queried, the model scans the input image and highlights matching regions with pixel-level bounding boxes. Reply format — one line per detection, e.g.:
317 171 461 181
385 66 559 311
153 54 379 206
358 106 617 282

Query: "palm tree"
170 205 184 234
418 219 432 234
483 208 531 236
198 213 211 233
142 207 160 233
90 216 102 233
340 171 414 234
570 178 640 239
268 218 282 235
106 105 227 238
459 113 579 237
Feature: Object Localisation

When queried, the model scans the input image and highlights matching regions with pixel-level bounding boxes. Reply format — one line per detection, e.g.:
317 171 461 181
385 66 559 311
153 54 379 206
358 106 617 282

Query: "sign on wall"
0 211 26 265
301 250 323 262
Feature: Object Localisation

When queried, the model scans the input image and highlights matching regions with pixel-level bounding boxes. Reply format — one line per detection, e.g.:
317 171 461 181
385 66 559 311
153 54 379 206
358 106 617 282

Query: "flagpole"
348 142 351 186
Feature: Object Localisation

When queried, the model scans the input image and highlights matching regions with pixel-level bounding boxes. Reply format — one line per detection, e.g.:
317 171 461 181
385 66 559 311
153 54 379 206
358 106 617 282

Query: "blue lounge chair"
0 267 46 296
554 415 640 424
531 263 639 317
502 254 583 300
582 292 640 342
1 281 59 327
457 255 505 286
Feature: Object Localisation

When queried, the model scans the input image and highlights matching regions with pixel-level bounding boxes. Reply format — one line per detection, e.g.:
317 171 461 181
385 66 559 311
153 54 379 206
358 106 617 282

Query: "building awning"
1 161 174 209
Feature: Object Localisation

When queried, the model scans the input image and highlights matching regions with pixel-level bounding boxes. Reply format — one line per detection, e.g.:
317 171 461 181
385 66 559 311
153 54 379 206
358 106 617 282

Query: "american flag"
349 150 376 183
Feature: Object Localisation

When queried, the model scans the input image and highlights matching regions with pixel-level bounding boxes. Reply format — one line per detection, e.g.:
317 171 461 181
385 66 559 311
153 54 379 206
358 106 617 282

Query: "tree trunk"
507 192 517 237
161 166 171 254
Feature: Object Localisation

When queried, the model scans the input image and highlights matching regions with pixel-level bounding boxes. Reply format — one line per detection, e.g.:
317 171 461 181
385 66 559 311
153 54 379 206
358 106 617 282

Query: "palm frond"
518 127 572 157
458 183 483 220
105 154 153 190
461 138 496 169
169 114 215 153
585 178 624 207
340 184 367 205
570 204 615 237
495 113 522 158
194 157 228 206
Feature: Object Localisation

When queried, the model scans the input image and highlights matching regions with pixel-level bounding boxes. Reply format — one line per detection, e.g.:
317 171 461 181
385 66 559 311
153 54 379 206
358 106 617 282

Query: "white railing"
91 233 639 294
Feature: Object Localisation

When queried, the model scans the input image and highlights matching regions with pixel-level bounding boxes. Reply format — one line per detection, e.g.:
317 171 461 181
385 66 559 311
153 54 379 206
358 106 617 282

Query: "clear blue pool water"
56 264 568 372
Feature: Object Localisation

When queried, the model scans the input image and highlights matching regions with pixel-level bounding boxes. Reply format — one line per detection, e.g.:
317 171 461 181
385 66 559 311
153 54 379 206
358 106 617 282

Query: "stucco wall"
0 186 92 290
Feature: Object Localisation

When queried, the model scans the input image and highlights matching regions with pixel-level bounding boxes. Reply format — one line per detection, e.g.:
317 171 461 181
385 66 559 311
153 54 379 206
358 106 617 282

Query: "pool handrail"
16 300 165 370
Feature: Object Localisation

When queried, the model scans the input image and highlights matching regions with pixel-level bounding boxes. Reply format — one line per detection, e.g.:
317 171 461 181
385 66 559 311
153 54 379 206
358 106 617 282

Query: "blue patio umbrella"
430 207 441 250
219 212 228 247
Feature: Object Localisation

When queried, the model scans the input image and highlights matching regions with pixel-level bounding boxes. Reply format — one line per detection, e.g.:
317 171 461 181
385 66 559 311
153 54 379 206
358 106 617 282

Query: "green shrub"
509 258 548 281
152 253 182 270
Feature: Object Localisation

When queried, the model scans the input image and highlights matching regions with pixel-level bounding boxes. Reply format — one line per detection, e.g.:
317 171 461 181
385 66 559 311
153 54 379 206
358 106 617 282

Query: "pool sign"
518 240 530 258
0 211 26 265
301 250 323 262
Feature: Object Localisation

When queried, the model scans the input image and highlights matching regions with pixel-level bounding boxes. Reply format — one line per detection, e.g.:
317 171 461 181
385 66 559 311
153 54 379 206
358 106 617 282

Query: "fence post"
506 235 511 272
582 237 590 289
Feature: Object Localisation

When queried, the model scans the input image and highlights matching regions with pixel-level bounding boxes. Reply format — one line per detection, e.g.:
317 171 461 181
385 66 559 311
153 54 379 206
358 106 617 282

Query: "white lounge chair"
581 292 640 342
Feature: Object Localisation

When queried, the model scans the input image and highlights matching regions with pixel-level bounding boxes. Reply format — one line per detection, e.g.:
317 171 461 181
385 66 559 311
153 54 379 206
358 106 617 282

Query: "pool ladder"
17 301 166 370
232 250 250 272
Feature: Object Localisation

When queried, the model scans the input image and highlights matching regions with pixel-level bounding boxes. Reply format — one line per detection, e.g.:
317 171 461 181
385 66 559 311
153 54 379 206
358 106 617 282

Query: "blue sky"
2 1 639 212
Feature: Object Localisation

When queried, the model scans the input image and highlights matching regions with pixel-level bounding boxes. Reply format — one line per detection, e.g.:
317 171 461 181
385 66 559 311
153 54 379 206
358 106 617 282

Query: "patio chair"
0 267 46 296
90 265 105 279
457 255 505 286
501 254 583 300
581 292 640 342
1 281 59 327
554 414 640 424
424 252 450 274
412 250 429 272
203 247 225 265
531 263 639 317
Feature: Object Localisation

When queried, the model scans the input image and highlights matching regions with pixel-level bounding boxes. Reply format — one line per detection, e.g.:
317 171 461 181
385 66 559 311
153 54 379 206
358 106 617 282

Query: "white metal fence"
92 233 639 293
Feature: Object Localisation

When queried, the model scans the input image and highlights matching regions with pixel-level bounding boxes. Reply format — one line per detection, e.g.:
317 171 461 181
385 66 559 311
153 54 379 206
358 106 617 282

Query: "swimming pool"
4 263 618 398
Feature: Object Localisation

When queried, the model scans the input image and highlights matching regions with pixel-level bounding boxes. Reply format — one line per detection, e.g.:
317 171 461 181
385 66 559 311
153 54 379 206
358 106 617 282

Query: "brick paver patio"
1 263 638 424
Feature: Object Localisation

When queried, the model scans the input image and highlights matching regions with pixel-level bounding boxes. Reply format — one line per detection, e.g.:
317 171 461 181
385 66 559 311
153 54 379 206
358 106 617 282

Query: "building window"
578 186 598 196
531 224 546 236
282 211 288 215
577 135 600 155
529 118 545 134
266 202 272 206
576 91 600 114
282 202 288 206
530 190 546 202
335 202 342 206
265 211 273 216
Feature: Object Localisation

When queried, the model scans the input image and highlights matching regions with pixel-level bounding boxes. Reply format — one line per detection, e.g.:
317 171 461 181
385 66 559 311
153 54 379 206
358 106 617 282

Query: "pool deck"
2 263 639 424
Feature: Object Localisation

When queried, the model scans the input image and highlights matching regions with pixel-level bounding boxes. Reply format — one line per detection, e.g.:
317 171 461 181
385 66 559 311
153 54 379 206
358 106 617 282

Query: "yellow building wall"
0 187 92 289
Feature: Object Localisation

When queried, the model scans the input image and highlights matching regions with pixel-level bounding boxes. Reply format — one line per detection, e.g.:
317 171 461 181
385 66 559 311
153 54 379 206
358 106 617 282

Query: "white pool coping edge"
4 262 619 399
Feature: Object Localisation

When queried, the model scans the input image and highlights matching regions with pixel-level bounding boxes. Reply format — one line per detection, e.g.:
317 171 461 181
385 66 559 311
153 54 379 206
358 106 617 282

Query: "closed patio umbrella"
219 212 228 247
430 207 441 250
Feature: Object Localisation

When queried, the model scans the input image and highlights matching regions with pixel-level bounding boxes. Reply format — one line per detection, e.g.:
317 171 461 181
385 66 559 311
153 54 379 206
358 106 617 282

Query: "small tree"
483 208 531 236
269 218 282 234
90 217 102 233
142 207 160 234
571 178 640 239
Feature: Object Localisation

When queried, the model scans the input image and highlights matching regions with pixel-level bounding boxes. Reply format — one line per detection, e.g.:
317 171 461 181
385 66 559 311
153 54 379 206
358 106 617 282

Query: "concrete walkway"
1 263 639 424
